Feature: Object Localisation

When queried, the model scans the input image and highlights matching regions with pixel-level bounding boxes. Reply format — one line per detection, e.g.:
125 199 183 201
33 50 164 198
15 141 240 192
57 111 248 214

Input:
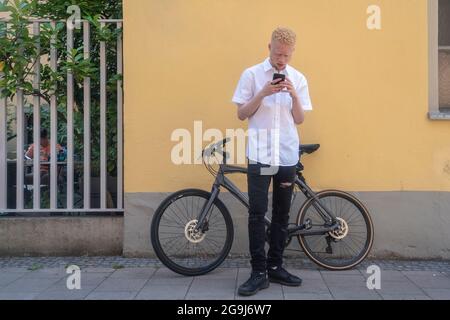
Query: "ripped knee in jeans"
280 182 293 188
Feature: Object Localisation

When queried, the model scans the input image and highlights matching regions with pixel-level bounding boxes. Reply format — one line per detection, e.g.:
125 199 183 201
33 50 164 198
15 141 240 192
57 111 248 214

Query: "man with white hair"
232 27 313 296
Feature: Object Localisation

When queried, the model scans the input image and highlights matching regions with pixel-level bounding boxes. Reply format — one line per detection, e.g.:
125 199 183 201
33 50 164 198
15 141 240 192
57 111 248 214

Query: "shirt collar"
263 58 274 72
263 57 293 78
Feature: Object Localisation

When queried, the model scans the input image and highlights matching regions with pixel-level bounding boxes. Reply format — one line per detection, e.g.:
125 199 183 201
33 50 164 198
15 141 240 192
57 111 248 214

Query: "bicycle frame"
194 163 340 237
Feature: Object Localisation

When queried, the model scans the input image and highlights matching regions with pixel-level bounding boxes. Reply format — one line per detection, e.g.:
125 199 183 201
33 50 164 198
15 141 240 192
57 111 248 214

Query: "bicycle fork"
194 184 221 233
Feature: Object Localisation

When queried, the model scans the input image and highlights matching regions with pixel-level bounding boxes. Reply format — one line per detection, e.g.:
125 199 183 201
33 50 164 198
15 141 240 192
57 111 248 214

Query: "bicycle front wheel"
296 190 374 270
151 189 234 276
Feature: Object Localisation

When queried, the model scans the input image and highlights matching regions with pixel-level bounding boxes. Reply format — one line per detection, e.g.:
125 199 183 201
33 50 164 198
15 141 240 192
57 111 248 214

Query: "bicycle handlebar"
201 137 231 158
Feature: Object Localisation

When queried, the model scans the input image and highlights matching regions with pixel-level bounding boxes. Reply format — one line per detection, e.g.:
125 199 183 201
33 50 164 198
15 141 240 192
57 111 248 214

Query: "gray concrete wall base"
124 191 450 260
0 216 124 256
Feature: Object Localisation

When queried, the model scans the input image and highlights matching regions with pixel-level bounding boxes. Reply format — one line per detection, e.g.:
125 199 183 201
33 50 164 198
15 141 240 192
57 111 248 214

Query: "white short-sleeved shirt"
232 58 313 166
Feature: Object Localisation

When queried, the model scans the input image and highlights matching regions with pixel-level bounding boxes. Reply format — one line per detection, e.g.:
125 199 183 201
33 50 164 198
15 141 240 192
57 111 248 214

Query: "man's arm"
236 79 284 121
237 92 265 121
291 95 305 125
283 77 306 125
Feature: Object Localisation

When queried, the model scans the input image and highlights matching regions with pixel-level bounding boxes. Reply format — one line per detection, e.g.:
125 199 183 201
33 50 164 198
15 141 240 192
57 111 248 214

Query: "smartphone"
272 73 286 84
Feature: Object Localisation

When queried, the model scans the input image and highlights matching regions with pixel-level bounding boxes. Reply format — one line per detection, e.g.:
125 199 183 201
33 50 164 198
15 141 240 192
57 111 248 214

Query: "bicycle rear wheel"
151 189 234 276
296 190 374 270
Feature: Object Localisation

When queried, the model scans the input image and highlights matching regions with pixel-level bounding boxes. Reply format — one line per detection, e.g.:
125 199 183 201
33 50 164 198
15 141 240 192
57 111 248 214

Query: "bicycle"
151 138 374 276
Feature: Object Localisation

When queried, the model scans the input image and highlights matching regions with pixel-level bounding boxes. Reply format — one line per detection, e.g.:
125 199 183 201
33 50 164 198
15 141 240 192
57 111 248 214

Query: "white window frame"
428 0 450 120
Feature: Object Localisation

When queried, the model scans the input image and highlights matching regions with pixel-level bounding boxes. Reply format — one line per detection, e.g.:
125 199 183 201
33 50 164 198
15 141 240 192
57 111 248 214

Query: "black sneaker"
237 271 270 296
267 266 302 286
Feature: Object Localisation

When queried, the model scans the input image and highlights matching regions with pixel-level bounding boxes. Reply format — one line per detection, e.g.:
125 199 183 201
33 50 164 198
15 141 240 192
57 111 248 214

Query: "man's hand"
258 78 285 98
285 77 305 124
282 77 298 99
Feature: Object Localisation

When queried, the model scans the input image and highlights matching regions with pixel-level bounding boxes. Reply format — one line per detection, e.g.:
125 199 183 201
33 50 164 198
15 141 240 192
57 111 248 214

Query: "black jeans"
247 159 297 273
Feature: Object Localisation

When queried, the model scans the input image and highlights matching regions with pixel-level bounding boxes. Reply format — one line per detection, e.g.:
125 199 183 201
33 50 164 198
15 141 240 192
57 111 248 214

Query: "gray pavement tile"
422 288 450 300
236 268 254 282
50 273 110 288
94 278 148 292
402 271 444 276
360 270 409 281
282 279 330 294
1 277 60 292
82 267 116 273
380 293 432 300
321 275 368 288
85 291 138 300
186 278 235 300
0 291 40 300
288 269 323 280
34 289 94 300
44 282 98 292
149 276 194 285
403 273 450 289
148 268 194 285
375 281 426 295
328 287 382 300
201 268 238 279
26 267 66 274
135 285 189 300
0 260 449 301
321 270 363 276
0 267 30 273
109 267 156 279
186 291 235 300
284 292 333 300
0 273 27 287
79 272 113 279
189 277 235 286
21 270 67 279
379 271 413 282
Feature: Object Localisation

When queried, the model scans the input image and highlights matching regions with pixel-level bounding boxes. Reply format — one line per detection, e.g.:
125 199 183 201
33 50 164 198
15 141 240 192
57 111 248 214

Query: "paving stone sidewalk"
0 257 449 300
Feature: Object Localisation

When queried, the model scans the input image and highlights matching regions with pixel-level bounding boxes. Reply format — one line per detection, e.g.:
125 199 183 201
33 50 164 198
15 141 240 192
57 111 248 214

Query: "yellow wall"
123 0 450 193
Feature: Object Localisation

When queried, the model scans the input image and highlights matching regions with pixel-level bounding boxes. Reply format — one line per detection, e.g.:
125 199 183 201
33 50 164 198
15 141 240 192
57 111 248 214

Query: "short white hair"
271 27 296 46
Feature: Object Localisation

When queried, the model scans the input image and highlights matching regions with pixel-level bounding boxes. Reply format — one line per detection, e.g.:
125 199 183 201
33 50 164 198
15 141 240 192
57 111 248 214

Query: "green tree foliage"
0 0 122 177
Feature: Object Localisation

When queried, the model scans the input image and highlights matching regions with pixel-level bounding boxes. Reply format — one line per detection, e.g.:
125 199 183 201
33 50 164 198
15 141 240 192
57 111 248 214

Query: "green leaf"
22 81 32 92
27 263 43 271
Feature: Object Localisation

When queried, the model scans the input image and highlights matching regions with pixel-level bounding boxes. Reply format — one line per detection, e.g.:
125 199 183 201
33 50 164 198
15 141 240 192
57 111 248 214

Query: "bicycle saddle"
299 144 320 155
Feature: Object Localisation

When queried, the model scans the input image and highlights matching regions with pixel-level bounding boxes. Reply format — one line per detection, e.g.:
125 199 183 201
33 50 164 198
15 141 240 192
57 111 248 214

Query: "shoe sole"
268 277 302 287
237 281 270 297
